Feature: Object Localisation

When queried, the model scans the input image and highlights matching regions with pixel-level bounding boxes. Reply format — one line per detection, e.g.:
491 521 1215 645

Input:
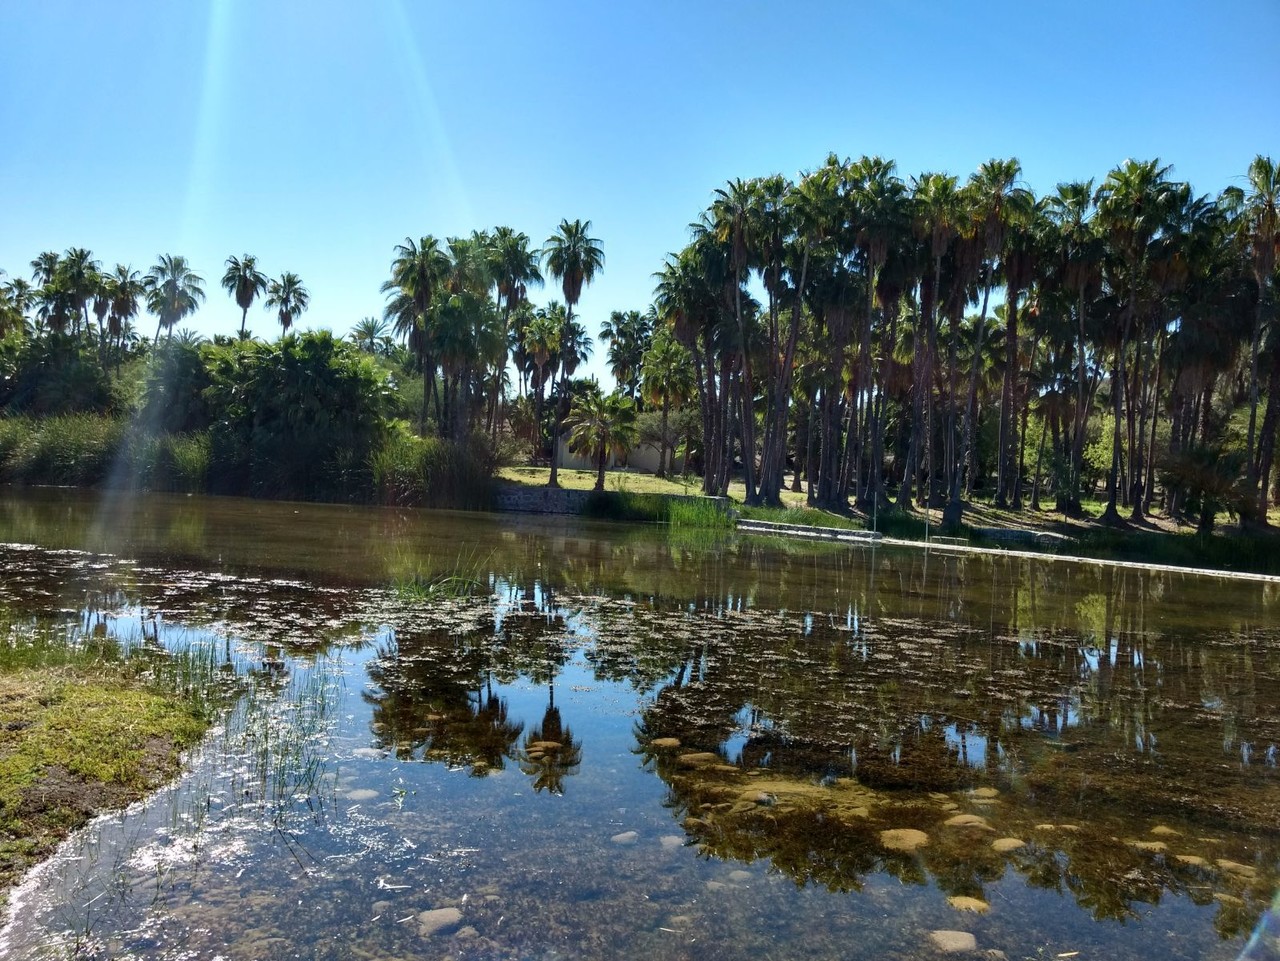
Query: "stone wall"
492 484 596 515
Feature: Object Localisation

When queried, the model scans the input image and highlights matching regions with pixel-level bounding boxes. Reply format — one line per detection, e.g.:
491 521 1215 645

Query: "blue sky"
2 0 1276 383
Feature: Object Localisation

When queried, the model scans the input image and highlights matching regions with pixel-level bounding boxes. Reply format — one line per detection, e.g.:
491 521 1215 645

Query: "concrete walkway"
736 521 1280 584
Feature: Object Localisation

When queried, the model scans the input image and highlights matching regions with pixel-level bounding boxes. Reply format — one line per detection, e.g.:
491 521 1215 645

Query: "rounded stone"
947 895 990 914
991 837 1025 853
417 907 462 938
944 814 994 831
930 929 978 953
880 828 930 853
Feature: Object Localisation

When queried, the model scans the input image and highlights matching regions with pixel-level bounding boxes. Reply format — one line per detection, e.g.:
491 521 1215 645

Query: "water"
1 487 1279 959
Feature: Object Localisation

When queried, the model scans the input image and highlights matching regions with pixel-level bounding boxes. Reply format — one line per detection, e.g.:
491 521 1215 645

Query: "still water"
1 488 1279 960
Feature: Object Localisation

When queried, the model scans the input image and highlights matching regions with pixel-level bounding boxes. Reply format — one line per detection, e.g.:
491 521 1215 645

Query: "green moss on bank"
0 659 211 902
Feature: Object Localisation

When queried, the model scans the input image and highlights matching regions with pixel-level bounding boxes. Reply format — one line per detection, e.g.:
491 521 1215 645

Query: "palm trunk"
995 287 1019 508
962 281 992 498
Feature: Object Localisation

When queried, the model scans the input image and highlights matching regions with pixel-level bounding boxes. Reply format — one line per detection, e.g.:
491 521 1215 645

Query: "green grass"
0 616 240 902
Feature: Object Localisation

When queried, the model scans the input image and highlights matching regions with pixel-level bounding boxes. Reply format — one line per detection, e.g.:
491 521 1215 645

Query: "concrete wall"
554 440 685 476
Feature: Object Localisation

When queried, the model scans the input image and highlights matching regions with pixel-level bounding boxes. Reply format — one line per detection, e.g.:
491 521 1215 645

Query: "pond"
1 487 1278 960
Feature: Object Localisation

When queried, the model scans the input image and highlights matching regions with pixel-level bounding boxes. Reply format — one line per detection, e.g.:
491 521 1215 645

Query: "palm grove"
0 154 1277 532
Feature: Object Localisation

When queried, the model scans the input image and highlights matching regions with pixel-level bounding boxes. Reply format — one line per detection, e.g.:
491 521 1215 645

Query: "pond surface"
1 487 1279 960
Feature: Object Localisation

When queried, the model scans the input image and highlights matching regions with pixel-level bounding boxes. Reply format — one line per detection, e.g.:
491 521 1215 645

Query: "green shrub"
0 414 125 485
371 428 495 510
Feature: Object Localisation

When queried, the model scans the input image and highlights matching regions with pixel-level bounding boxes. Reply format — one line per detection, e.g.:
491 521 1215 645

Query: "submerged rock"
346 788 379 802
1127 840 1168 853
944 814 994 831
1150 825 1182 837
417 907 462 938
991 838 1025 853
968 787 1000 800
649 737 682 750
676 752 722 768
611 830 638 845
1175 854 1209 868
947 895 990 914
880 828 930 853
929 929 978 952
659 835 684 850
1216 858 1258 878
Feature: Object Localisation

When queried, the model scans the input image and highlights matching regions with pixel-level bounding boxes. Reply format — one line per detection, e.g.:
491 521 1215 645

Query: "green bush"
0 334 114 416
0 414 125 485
371 428 495 510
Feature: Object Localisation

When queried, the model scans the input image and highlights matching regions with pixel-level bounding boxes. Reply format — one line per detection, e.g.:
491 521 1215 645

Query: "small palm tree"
145 254 205 341
222 254 269 339
265 272 310 335
350 315 392 355
567 388 638 491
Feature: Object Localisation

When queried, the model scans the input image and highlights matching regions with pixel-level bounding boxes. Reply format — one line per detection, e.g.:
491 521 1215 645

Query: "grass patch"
0 617 235 902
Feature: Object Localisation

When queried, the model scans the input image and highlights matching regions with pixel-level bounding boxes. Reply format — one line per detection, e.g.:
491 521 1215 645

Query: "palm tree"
961 159 1029 498
1095 159 1177 523
145 254 205 341
59 247 101 336
524 304 563 462
566 388 638 491
1229 155 1280 520
1046 180 1102 514
104 265 144 362
29 251 60 287
350 315 392 355
382 236 451 434
265 272 309 336
542 219 604 487
641 325 695 477
599 309 652 403
222 254 269 339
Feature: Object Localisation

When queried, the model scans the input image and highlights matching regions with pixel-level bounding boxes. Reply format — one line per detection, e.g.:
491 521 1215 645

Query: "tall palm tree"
542 219 604 487
265 272 309 335
1095 159 1177 522
222 254 269 339
381 236 451 434
145 254 205 342
59 247 101 336
641 325 695 477
1046 180 1102 514
1229 155 1280 519
524 304 563 462
566 388 638 491
961 159 1029 498
104 265 144 360
29 251 60 287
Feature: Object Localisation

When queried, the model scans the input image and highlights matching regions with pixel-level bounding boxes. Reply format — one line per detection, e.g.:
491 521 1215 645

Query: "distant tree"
350 315 393 355
145 254 205 341
600 308 652 403
265 272 310 335
222 254 269 339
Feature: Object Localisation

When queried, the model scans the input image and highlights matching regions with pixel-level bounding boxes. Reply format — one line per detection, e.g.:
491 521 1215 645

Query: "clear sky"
2 0 1276 383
